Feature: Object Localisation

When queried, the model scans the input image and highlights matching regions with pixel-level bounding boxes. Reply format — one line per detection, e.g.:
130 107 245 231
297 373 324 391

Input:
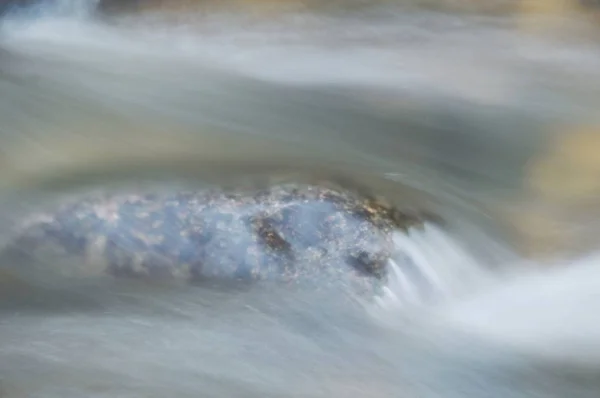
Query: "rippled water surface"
1 1 600 397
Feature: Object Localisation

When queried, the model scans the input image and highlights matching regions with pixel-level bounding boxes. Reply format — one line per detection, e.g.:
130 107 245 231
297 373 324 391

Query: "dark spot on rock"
252 215 292 254
347 250 388 279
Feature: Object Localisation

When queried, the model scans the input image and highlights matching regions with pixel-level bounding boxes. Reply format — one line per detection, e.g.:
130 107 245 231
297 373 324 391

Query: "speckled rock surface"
1 184 431 295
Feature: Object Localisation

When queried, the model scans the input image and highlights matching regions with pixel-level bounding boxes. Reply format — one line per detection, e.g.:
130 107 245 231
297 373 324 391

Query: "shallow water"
1 1 600 397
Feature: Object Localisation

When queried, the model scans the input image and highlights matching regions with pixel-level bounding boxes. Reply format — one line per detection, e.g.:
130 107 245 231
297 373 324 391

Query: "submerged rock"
1 183 435 295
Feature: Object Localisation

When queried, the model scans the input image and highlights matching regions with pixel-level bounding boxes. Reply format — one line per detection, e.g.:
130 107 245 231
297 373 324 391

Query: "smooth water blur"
1 1 600 397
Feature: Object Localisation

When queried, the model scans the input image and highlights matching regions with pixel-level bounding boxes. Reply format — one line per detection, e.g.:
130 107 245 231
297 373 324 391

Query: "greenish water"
1 2 600 397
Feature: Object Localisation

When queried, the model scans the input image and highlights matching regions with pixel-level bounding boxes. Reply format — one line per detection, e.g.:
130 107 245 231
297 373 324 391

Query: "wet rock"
1 184 434 295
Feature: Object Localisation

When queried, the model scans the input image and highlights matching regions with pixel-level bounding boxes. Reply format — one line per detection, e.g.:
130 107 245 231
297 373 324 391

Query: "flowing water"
1 1 600 397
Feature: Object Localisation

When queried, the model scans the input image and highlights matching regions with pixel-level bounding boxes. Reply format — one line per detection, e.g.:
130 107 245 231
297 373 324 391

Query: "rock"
0 183 434 295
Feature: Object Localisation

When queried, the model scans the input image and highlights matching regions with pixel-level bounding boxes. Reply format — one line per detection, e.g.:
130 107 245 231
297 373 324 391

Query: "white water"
436 252 600 364
1 1 600 397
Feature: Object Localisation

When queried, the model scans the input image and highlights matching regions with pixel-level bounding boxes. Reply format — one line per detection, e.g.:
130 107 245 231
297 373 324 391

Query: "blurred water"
1 1 600 397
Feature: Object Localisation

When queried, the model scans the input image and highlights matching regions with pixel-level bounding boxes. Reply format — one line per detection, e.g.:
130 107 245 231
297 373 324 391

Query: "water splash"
368 225 502 322
434 252 600 365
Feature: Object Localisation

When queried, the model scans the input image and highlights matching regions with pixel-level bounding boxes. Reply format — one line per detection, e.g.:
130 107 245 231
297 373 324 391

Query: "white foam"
373 224 495 316
435 252 600 364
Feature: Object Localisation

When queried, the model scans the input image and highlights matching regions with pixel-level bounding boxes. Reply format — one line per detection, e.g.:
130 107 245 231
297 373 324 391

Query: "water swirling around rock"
1 1 600 398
